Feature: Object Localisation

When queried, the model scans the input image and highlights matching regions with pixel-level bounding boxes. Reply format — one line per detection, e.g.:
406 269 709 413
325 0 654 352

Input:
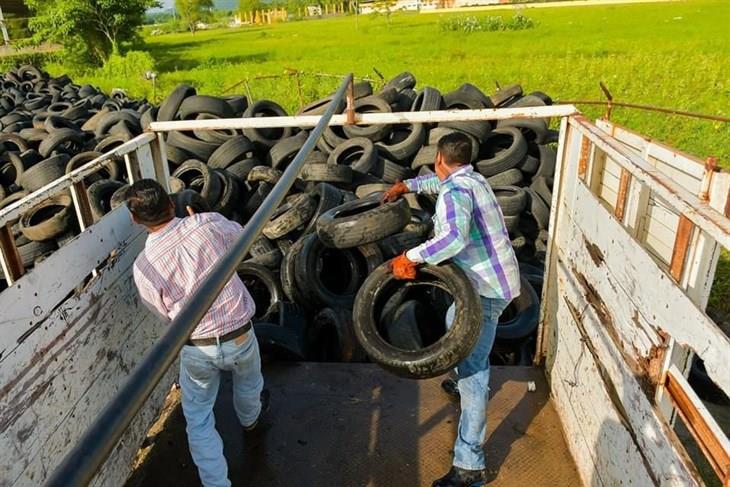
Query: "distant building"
307 5 323 16
359 0 499 12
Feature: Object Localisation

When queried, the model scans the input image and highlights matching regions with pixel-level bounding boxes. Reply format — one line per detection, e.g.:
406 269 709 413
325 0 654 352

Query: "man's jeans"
446 296 509 471
179 332 264 487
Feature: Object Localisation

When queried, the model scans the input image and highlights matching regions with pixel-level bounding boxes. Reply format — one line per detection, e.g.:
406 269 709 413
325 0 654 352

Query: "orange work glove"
381 181 409 204
390 252 418 280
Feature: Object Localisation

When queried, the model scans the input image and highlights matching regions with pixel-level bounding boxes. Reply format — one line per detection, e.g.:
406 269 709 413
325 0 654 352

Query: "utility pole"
0 6 10 46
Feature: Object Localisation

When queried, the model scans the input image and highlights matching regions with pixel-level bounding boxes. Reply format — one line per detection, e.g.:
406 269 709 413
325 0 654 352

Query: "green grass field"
53 0 730 320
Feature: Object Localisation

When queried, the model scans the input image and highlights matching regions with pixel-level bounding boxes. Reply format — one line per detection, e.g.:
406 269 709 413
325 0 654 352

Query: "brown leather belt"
186 321 252 347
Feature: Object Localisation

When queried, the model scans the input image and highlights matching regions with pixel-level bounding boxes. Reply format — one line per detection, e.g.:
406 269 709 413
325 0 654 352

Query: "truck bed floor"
126 363 580 486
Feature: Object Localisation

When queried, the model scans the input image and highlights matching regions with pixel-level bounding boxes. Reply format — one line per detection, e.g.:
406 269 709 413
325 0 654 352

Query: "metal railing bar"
0 132 157 227
148 105 579 132
44 73 354 487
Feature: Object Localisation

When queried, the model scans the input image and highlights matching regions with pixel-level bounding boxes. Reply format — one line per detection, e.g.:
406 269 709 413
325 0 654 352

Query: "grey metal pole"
44 73 354 487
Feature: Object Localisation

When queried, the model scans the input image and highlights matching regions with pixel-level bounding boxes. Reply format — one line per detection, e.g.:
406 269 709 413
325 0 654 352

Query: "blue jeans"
179 332 264 487
446 296 509 471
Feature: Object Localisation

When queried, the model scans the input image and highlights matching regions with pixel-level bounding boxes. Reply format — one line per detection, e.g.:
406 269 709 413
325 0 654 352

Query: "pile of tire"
0 65 154 287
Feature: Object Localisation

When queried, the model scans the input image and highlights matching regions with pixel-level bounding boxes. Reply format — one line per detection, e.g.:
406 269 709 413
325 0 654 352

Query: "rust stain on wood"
578 136 590 180
583 236 605 267
669 215 694 282
614 169 631 221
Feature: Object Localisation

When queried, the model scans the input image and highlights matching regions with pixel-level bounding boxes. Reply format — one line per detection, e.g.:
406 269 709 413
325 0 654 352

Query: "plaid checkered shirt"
133 213 255 339
404 165 521 301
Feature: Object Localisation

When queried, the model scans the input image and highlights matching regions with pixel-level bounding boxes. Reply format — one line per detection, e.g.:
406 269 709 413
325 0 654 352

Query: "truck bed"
125 364 579 486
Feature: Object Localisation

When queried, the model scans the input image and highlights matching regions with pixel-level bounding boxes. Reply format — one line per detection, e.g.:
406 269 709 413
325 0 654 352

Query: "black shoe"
441 378 460 402
243 389 270 432
432 466 488 487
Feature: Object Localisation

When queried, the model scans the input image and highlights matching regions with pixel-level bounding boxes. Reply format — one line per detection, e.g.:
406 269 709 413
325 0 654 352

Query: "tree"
176 0 215 34
240 0 264 12
26 0 159 65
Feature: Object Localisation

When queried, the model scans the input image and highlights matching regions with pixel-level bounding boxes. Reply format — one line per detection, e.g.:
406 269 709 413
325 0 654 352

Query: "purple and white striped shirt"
404 165 520 300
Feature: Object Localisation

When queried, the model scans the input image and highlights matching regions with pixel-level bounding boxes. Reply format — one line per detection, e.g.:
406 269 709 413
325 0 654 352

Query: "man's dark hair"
124 179 174 226
437 132 472 166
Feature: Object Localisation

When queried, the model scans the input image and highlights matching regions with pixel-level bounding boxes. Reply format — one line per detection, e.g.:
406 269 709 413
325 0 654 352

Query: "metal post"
346 78 356 125
44 73 354 487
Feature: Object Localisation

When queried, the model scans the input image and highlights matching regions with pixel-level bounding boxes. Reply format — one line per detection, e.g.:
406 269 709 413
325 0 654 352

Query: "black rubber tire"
178 95 235 120
496 276 539 341
493 185 528 216
236 262 283 321
317 194 411 249
308 308 367 363
244 247 282 270
327 137 378 174
372 158 411 184
518 154 539 175
262 193 316 240
342 95 392 142
385 300 427 350
411 145 438 170
530 176 553 207
305 150 328 165
253 322 307 362
382 72 416 92
534 145 557 178
171 189 210 217
496 118 549 144
208 135 254 169
688 357 730 405
224 95 248 116
443 86 489 110
19 193 73 241
487 168 523 187
506 94 547 109
225 158 260 182
475 127 528 177
211 169 240 217
392 88 417 112
403 208 434 236
295 233 382 308
167 130 220 162
172 159 223 207
19 154 68 192
490 84 523 107
247 166 283 185
18 239 57 268
249 235 276 258
94 110 140 137
280 237 308 305
94 133 132 154
242 100 293 151
166 143 194 166
503 214 520 233
353 262 482 379
242 181 273 220
377 231 426 259
66 151 120 182
193 114 238 144
140 106 158 130
375 123 426 162
44 115 80 132
300 164 353 184
158 84 196 122
87 179 126 222
526 188 550 230
302 182 342 235
38 128 84 157
268 131 308 170
110 183 130 211
412 87 443 112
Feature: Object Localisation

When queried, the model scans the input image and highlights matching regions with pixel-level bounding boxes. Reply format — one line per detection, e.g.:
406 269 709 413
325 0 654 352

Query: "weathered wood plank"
0 207 144 370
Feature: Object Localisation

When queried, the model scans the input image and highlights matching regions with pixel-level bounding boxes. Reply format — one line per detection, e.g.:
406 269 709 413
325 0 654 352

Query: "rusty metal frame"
614 169 631 221
669 215 694 282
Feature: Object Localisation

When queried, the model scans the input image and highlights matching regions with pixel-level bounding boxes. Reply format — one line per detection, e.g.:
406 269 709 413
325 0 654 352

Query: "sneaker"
432 466 488 487
243 389 270 432
441 378 460 402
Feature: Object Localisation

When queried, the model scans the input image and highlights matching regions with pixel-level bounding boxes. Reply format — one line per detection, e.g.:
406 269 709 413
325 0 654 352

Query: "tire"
302 182 342 235
530 176 553 207
382 71 416 92
244 247 282 270
377 231 426 259
385 300 428 350
242 100 293 151
193 114 238 144
254 322 307 362
268 131 308 170
475 127 528 177
403 207 433 236
493 185 528 216
506 94 547 109
392 89 417 112
19 154 69 192
308 308 367 363
158 84 196 122
353 262 482 379
19 193 73 241
262 193 316 240
242 181 273 220
412 87 443 112
327 137 378 174
94 133 131 154
486 168 523 187
87 179 126 222
38 128 84 157
317 195 411 249
300 164 352 184
211 169 240 217
224 95 248 116
518 154 539 175
411 145 437 170
94 110 140 137
18 239 57 268
496 276 539 341
342 95 392 142
236 262 283 321
354 183 390 199
534 145 557 178
372 158 411 184
166 143 194 166
526 188 550 230
490 84 523 107
167 130 219 162
375 123 426 162
170 176 186 193
171 189 210 217
511 235 535 262
280 237 308 305
496 118 549 144
443 86 488 110
66 151 119 182
503 214 520 233
247 166 283 185
225 158 260 181
178 95 235 119
172 160 223 207
44 115 80 132
140 106 158 130
295 233 382 309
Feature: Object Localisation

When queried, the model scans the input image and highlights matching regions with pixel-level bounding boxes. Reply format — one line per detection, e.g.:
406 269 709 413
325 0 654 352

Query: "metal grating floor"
126 364 580 487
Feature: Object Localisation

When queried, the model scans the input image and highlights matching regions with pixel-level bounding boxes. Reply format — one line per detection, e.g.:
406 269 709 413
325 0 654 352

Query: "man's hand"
390 252 418 280
381 181 409 204
186 205 195 217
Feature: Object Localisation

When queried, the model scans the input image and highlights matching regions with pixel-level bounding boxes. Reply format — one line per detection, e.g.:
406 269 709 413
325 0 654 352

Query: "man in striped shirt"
127 179 266 487
383 132 521 487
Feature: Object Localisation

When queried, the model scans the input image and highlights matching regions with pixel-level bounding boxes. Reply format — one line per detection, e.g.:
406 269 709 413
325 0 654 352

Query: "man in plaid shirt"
126 179 266 487
383 132 521 487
